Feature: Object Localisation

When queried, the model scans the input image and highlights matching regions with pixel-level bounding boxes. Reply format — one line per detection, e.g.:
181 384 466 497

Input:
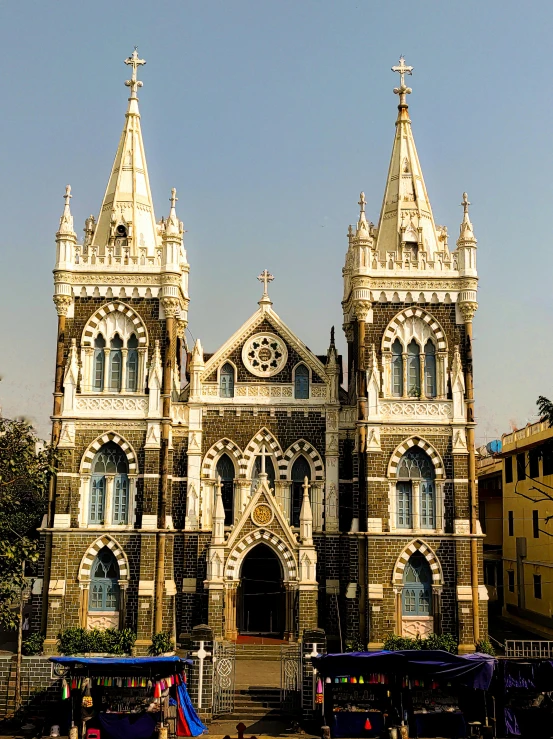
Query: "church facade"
40 52 486 653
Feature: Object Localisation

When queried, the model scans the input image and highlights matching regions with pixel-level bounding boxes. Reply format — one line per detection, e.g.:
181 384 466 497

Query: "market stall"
311 650 496 739
498 659 553 738
49 656 206 739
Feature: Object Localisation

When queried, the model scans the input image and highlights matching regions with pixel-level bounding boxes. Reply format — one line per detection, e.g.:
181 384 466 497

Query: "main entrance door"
239 543 284 636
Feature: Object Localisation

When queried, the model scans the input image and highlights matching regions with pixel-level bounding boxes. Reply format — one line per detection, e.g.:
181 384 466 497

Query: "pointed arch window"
89 548 120 612
126 334 139 392
424 341 436 398
407 340 420 397
89 442 129 525
402 552 432 616
294 364 309 400
391 339 403 397
216 453 235 525
251 454 276 495
109 335 123 391
291 455 311 527
220 363 235 398
396 447 435 529
93 334 106 391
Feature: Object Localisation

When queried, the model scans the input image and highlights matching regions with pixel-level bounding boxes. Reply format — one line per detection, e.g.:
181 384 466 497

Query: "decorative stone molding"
251 503 273 526
160 297 181 318
402 617 433 638
459 301 478 322
81 301 148 347
354 300 371 321
49 579 66 596
53 514 71 528
242 333 288 377
225 529 297 581
53 295 73 316
171 404 189 425
388 437 444 478
75 396 148 413
368 584 384 599
78 536 129 581
283 439 325 480
454 519 471 535
392 540 442 585
80 431 138 473
87 613 119 630
367 518 383 533
380 401 452 420
138 580 155 596
382 307 447 353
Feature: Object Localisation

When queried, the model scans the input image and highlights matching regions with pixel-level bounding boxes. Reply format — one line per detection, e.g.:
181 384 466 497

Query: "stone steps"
234 644 283 661
230 688 284 719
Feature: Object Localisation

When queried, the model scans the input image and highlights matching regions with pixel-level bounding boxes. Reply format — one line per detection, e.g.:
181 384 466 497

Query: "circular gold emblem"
252 504 273 526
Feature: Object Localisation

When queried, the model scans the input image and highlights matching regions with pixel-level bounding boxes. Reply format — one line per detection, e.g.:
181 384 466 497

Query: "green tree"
0 418 50 628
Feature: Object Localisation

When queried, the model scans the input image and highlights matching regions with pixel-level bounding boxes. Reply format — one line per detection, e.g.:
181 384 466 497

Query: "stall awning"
311 650 496 690
49 656 192 672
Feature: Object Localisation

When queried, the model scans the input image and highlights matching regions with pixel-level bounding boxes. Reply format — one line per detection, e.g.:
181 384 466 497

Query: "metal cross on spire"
392 56 413 104
257 269 274 297
125 47 146 98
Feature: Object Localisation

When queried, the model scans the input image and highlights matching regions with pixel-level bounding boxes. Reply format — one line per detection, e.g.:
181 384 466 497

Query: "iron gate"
213 640 236 716
280 643 301 714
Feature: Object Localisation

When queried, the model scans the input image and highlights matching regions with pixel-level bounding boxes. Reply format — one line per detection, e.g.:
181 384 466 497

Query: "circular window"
242 333 288 378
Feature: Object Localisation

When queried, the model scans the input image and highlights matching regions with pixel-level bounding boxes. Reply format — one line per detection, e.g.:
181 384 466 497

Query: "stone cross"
392 56 413 103
125 47 146 98
461 191 470 215
257 269 274 296
358 191 366 214
170 188 178 209
64 184 72 206
191 640 211 709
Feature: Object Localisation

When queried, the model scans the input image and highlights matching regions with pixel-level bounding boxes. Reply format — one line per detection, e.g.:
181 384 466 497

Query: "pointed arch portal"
238 543 285 636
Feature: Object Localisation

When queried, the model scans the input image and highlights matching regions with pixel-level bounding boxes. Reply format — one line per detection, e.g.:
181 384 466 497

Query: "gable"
201 311 327 385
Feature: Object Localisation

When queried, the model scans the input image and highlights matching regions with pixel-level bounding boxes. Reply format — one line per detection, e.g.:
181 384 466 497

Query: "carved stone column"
412 481 420 531
104 475 115 526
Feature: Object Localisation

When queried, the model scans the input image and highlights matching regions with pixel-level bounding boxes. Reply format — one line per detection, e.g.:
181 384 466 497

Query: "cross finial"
358 192 366 214
64 185 72 206
170 188 178 210
125 47 146 99
461 192 470 215
257 269 274 297
392 56 413 104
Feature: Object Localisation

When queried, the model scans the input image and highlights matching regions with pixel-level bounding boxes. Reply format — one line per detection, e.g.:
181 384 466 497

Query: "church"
39 51 486 654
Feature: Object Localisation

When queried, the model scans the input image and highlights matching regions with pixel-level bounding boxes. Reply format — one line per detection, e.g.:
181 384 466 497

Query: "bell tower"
341 58 484 651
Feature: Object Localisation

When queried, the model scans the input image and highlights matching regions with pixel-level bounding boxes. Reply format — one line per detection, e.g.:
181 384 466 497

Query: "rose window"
242 333 288 377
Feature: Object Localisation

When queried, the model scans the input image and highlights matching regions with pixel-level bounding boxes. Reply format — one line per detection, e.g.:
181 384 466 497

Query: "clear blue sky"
0 0 551 444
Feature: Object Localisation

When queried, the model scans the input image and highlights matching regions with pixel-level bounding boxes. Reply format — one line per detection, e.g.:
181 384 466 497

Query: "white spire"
58 185 75 236
92 48 159 256
355 192 370 239
165 188 182 237
299 477 313 544
374 57 440 260
458 192 476 243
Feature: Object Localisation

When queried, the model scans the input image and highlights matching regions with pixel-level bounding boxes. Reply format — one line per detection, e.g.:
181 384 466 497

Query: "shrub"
148 632 174 656
383 633 458 654
22 632 45 656
57 627 137 655
476 639 496 656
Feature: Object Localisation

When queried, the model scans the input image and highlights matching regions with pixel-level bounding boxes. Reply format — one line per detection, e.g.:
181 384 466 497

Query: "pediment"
226 474 298 553
200 306 328 385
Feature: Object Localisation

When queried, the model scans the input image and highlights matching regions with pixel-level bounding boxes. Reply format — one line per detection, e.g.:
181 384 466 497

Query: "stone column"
402 353 408 397
189 625 214 721
437 352 447 399
284 584 297 640
207 586 224 638
121 349 128 392
412 481 420 530
432 586 443 635
274 481 289 520
79 582 90 628
118 582 128 629
302 628 327 721
419 354 426 399
104 475 115 526
224 582 238 640
325 408 340 532
298 588 318 635
394 587 402 636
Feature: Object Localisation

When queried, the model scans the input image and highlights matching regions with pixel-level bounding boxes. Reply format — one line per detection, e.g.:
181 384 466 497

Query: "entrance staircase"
229 641 291 720
232 687 283 720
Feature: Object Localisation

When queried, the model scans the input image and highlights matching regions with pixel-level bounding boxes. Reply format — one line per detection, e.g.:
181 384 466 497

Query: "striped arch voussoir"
78 536 129 582
393 540 442 585
382 308 446 352
81 432 138 474
82 301 148 347
388 437 444 478
202 438 244 477
225 531 297 581
243 429 284 478
283 439 324 480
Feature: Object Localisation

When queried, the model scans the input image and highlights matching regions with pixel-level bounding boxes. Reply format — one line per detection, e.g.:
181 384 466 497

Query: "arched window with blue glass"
294 364 309 400
402 552 432 617
396 447 435 529
126 334 139 392
407 340 421 397
291 455 311 527
220 363 235 398
109 334 123 391
216 453 235 525
391 339 403 397
89 442 130 525
89 547 120 612
424 340 436 398
93 334 106 391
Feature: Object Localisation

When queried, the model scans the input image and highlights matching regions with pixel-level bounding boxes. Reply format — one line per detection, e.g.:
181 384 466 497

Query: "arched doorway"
238 543 285 636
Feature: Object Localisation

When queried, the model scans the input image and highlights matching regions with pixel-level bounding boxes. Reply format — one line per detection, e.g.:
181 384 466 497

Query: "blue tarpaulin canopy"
311 650 496 690
49 656 192 672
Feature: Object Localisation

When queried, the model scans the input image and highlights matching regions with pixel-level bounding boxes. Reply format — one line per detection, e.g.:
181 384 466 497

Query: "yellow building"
501 421 553 637
476 452 503 615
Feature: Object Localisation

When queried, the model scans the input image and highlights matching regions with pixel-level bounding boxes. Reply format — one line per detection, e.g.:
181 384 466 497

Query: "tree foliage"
0 418 50 628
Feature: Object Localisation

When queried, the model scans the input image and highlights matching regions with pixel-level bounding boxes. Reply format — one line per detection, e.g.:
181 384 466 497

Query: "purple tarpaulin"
98 712 158 739
311 650 496 690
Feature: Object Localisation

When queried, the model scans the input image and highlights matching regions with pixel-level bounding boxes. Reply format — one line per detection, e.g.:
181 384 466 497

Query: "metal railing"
505 640 553 658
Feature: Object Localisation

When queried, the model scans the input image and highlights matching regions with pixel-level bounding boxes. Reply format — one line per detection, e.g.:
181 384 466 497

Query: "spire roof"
374 57 440 260
92 48 159 255
458 192 476 243
57 185 76 237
